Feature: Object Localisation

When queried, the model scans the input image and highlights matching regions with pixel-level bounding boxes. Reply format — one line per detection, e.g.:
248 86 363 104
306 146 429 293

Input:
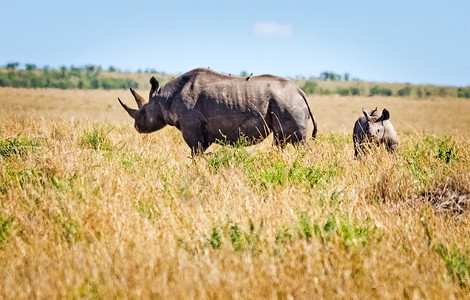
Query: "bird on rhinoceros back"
118 67 318 156
353 107 398 158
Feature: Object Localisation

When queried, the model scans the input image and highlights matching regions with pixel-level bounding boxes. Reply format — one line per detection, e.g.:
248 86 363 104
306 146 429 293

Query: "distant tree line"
457 87 470 98
301 72 470 98
301 82 443 98
0 63 138 90
3 63 469 98
319 71 351 81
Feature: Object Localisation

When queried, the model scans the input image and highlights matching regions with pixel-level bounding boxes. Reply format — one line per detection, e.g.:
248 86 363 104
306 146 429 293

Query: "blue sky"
2 0 469 86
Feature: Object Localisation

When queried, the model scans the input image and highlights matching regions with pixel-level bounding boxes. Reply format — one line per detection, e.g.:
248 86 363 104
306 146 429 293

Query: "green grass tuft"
0 135 40 157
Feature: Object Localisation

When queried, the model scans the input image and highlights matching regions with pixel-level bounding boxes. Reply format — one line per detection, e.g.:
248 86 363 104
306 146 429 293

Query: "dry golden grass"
1 87 470 299
3 87 469 136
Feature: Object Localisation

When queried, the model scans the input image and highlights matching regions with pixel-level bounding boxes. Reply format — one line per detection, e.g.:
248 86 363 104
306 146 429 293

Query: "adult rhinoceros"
119 68 317 155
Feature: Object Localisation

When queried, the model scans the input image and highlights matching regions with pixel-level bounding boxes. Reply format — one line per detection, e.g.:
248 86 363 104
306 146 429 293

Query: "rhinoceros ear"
150 76 159 94
379 108 390 121
362 108 372 122
130 88 147 109
118 98 137 119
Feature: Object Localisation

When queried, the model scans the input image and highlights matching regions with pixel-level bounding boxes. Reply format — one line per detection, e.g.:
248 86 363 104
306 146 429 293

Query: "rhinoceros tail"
311 113 318 140
300 91 317 140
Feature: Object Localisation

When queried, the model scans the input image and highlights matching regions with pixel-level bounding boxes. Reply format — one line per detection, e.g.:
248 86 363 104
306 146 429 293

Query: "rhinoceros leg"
180 112 210 156
353 142 364 158
353 134 361 158
269 105 308 148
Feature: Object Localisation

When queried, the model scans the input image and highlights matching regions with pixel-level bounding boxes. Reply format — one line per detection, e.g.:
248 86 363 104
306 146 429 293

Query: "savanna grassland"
1 87 470 299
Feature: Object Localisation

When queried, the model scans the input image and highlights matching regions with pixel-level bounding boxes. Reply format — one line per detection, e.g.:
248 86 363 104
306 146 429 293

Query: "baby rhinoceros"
353 107 398 157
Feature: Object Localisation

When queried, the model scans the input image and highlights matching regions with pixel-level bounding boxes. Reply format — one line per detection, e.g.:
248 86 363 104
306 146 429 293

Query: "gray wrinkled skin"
119 68 317 156
353 108 398 157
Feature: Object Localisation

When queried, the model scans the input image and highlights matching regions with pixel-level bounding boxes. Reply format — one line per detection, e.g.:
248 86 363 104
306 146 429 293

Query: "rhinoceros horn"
118 97 137 119
130 88 147 109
